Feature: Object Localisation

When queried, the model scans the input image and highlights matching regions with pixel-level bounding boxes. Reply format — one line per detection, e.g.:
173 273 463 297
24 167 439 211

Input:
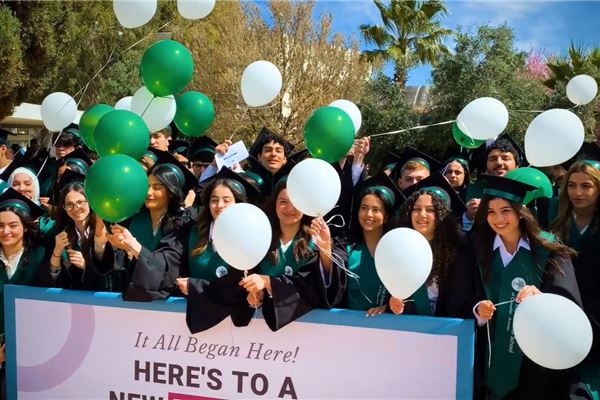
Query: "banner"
5 286 474 399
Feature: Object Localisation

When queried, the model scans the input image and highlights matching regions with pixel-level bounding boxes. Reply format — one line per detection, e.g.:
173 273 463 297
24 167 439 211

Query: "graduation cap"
0 150 41 182
56 169 86 192
403 172 467 215
245 155 273 191
481 174 536 205
0 187 44 220
287 149 309 164
148 148 198 196
248 127 294 159
204 166 262 203
168 140 190 158
357 171 405 207
189 136 217 163
443 156 470 174
384 147 442 177
271 158 298 188
58 147 93 174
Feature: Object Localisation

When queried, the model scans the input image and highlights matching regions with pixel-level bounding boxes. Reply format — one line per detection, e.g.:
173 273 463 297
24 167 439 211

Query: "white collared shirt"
0 247 24 280
493 234 530 267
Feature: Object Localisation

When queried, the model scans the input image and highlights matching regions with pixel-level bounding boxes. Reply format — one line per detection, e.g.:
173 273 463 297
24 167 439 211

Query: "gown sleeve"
261 241 347 331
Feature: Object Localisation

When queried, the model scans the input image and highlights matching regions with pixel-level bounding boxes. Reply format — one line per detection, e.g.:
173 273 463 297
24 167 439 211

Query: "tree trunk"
393 65 408 91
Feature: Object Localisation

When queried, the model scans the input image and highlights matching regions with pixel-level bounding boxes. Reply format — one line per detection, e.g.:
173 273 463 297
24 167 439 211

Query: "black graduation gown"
471 249 584 400
324 160 360 239
261 241 347 331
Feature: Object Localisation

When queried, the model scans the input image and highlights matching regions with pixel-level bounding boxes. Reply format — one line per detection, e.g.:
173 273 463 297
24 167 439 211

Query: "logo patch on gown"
511 277 526 291
284 266 294 276
216 266 228 278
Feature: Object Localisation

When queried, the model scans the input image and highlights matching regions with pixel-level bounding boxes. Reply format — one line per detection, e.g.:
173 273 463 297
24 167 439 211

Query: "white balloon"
131 86 176 133
514 293 592 370
212 203 272 271
566 74 598 106
177 0 215 19
113 0 157 29
241 61 282 107
114 96 133 111
41 92 78 132
374 228 433 299
525 109 584 167
456 97 509 140
329 99 362 135
287 159 341 217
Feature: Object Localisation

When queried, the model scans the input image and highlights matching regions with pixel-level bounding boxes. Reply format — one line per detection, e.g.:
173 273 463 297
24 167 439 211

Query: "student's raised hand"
466 198 480 220
110 224 141 254
366 305 386 317
308 217 331 249
215 140 232 155
176 278 189 296
389 297 405 315
54 231 70 254
516 285 541 303
67 250 85 270
240 274 271 294
476 300 496 321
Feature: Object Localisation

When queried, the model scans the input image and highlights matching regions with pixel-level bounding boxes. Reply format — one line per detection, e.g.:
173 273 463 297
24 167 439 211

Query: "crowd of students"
0 122 597 399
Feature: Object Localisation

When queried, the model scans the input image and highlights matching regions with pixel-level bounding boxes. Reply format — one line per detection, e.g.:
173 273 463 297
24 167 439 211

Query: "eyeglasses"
193 162 210 169
64 200 88 211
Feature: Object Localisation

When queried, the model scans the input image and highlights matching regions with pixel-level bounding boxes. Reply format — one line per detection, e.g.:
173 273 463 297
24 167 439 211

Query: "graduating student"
239 176 346 331
470 174 582 399
335 173 404 316
189 136 217 179
442 156 471 202
551 160 600 395
105 151 197 292
390 172 474 317
48 171 112 290
114 167 259 333
0 189 51 334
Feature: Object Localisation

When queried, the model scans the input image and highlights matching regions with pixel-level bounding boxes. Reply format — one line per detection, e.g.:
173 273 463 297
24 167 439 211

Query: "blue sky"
256 1 600 86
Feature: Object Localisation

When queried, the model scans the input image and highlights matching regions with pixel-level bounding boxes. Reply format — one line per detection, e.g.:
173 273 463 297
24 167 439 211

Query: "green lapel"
345 243 388 311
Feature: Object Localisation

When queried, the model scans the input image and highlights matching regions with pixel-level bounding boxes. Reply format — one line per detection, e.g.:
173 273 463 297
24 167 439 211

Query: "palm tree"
544 41 600 90
360 0 452 90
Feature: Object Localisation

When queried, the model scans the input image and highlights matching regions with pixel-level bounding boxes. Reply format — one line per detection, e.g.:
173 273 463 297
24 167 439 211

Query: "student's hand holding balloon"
240 274 271 295
67 249 86 270
247 291 264 308
515 285 541 303
389 297 405 315
466 198 480 220
176 278 189 296
366 306 386 317
309 217 333 272
110 224 142 256
476 300 496 321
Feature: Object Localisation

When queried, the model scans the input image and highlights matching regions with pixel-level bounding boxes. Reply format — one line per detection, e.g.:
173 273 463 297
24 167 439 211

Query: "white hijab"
7 167 41 205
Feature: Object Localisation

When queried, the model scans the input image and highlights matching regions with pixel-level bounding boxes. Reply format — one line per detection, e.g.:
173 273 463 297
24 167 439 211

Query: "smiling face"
444 161 465 190
275 188 302 227
0 210 24 248
486 198 520 238
567 171 600 212
64 190 90 225
259 140 287 173
145 174 170 211
209 184 236 220
486 149 517 176
411 194 436 241
12 173 34 200
358 194 386 233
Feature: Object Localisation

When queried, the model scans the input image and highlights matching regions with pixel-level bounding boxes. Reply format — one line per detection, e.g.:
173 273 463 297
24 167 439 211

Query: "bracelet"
52 252 61 258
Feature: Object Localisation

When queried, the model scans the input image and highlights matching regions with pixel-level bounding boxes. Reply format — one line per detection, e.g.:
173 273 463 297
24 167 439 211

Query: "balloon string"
494 299 515 307
487 322 492 368
140 96 156 119
325 214 346 228
370 120 455 138
36 130 69 178
229 106 249 141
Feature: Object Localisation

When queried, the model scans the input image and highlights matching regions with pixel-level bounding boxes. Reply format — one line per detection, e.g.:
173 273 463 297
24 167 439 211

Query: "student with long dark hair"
470 175 582 399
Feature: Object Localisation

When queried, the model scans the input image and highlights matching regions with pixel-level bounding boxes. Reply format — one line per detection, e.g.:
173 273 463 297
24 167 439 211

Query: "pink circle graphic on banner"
17 304 95 392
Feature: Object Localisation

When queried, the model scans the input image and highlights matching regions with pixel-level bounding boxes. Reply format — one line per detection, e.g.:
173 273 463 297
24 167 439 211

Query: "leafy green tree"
360 0 452 89
427 24 547 152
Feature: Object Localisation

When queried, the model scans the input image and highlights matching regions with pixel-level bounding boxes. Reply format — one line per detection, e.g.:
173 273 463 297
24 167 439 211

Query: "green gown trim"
258 237 315 277
345 242 388 311
478 246 547 398
128 209 164 252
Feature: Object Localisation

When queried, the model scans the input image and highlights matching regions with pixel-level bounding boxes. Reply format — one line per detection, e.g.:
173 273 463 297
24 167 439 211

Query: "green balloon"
85 154 148 223
174 91 215 137
140 40 194 97
452 122 485 149
94 110 149 160
304 106 355 163
506 167 553 205
79 104 113 151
